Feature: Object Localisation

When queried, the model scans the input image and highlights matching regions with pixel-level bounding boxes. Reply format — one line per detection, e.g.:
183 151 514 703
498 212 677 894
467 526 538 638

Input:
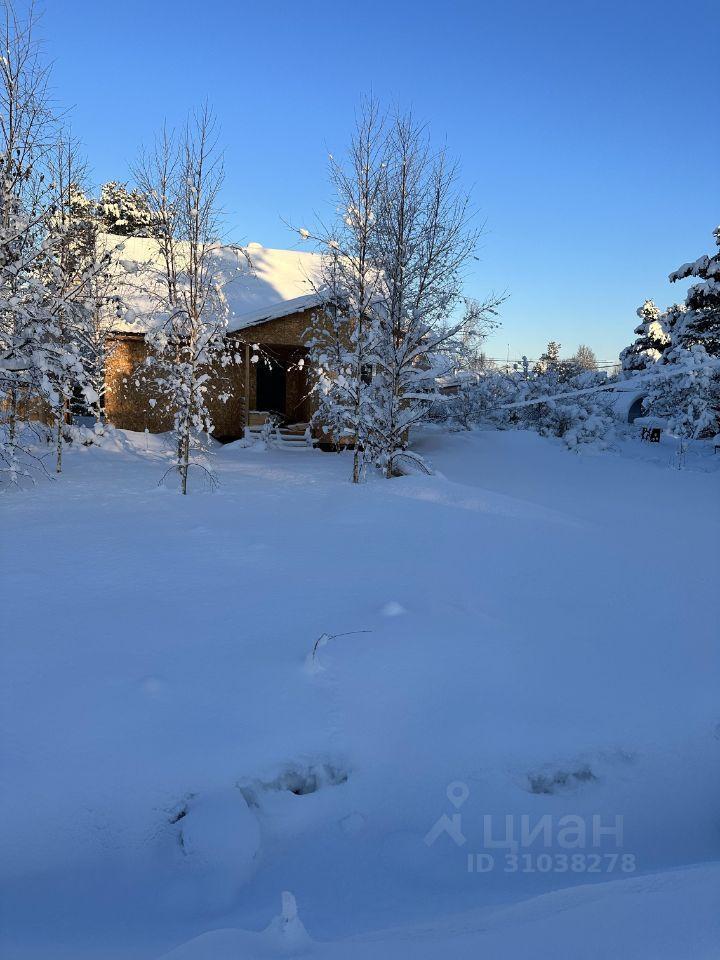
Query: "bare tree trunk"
180 434 189 495
179 385 192 495
55 408 63 473
8 386 17 447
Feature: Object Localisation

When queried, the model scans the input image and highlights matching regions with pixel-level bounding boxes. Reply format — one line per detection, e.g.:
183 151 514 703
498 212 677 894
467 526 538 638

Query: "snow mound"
157 865 720 959
160 891 312 959
173 788 261 914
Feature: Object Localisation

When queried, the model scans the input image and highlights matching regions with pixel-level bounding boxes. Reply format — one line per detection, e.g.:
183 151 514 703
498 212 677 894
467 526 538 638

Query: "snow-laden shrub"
514 369 616 449
435 370 520 429
641 345 720 439
434 367 616 448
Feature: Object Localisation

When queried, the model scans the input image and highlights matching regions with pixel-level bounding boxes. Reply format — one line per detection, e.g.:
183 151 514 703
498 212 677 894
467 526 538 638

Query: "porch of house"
239 342 314 446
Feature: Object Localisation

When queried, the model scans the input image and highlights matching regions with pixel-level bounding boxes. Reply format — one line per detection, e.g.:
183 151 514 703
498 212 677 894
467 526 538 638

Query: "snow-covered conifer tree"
97 180 155 237
668 226 720 357
635 228 720 439
620 300 675 372
534 341 562 375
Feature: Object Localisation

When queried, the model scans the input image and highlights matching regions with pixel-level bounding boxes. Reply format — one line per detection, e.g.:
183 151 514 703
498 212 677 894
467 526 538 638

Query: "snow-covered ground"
1 427 718 959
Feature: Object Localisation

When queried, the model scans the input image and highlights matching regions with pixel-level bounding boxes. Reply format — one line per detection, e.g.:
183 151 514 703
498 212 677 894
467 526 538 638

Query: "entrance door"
255 358 286 417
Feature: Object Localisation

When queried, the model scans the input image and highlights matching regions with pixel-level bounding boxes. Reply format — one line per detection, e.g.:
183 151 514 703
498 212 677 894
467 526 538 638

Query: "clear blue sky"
42 0 718 363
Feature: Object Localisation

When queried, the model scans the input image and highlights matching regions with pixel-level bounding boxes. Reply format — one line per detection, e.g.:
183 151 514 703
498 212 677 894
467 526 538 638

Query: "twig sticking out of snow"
305 630 372 673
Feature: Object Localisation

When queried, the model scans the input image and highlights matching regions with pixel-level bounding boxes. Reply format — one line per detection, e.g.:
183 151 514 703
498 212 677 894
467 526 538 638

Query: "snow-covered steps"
244 422 314 448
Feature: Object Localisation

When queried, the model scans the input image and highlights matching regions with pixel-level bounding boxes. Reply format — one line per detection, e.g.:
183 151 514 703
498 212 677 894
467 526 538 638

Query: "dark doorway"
628 397 644 423
256 358 286 416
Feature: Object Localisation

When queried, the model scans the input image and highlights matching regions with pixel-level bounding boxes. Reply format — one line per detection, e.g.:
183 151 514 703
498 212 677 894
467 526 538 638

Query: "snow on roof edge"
227 292 323 334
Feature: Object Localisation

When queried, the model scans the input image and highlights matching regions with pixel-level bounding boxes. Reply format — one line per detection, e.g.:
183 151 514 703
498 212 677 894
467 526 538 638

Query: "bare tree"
134 105 233 494
370 112 503 476
301 102 503 480
0 0 72 484
302 98 387 482
133 124 178 305
574 343 597 371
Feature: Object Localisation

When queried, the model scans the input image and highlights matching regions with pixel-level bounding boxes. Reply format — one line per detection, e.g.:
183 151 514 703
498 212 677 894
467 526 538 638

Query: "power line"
481 357 620 367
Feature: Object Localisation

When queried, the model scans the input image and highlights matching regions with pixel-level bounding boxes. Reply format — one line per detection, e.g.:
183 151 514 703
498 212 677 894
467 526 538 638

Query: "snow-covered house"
104 238 325 440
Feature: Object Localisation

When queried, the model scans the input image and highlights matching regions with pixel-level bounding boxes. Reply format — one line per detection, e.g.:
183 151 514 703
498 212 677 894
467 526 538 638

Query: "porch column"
243 342 251 435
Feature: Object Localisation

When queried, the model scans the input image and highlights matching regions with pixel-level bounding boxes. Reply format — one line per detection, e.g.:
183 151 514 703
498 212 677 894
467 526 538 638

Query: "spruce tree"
97 181 155 237
669 226 720 356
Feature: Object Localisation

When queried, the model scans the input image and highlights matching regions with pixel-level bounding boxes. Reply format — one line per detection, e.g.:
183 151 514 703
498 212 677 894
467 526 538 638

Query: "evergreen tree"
535 341 581 381
668 226 720 356
97 180 155 237
620 227 720 439
535 341 562 374
620 300 674 371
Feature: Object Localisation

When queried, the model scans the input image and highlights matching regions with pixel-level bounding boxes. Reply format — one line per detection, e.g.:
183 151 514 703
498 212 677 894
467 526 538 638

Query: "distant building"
104 238 325 441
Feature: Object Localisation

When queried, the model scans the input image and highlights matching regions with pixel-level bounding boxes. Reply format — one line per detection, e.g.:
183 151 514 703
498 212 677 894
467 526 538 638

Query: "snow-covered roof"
104 236 325 335
230 292 322 332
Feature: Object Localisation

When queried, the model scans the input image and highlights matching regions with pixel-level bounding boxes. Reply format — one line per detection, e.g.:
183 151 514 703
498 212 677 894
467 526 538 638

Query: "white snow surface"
1 426 718 958
105 235 324 334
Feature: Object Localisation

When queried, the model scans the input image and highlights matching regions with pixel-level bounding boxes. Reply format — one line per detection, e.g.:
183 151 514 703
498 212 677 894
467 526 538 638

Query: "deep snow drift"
1 427 718 958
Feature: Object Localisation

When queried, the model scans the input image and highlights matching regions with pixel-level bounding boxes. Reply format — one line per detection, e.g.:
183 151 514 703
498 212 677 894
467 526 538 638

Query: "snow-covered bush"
435 370 520 429
514 368 616 448
641 346 720 440
434 365 616 449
